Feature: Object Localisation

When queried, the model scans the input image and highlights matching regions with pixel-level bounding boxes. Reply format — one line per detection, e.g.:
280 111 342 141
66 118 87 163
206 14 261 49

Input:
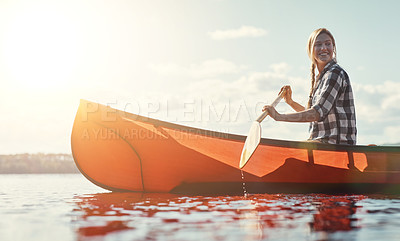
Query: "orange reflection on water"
311 196 359 232
78 220 132 236
72 193 365 240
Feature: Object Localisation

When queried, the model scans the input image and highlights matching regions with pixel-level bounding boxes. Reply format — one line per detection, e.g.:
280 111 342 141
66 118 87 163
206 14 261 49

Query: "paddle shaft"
256 95 283 123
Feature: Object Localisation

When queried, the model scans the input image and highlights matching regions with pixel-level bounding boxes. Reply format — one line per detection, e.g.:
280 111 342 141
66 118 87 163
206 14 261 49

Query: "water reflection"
311 197 358 232
71 193 365 240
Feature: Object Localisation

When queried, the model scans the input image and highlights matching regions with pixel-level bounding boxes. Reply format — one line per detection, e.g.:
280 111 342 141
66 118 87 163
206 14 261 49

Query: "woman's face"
313 33 334 66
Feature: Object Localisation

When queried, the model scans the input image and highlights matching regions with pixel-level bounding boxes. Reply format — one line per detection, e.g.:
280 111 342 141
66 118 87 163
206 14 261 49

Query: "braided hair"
307 63 317 108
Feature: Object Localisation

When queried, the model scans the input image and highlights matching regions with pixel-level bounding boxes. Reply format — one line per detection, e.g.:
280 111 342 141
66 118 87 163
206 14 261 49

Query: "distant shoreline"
0 153 79 174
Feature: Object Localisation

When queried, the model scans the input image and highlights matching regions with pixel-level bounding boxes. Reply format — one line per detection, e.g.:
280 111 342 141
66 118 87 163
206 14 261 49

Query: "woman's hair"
306 28 337 108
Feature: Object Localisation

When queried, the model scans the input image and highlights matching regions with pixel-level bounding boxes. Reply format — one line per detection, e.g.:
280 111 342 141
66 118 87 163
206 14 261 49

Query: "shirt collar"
318 59 337 78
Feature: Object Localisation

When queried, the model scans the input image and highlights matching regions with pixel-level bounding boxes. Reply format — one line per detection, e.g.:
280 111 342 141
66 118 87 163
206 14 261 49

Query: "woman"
263 28 357 145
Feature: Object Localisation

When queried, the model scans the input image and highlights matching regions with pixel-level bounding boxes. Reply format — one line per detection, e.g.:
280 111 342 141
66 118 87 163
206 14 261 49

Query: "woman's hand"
262 105 281 121
279 85 293 105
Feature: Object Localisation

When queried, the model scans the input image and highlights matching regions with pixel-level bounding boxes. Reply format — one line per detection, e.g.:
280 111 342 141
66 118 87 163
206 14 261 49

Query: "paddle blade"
239 121 261 169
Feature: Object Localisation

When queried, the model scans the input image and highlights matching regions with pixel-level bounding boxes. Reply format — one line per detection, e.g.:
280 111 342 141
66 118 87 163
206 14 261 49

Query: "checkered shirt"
309 60 357 145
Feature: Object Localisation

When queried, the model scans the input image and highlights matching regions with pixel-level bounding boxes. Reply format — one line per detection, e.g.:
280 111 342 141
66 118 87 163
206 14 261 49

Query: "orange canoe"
71 100 400 194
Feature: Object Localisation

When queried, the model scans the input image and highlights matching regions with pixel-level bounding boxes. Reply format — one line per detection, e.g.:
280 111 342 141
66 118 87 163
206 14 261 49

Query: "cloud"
208 25 267 40
150 59 247 78
352 80 400 144
235 63 309 105
270 62 290 74
245 63 291 89
384 125 400 144
354 81 400 95
167 61 298 101
353 81 400 112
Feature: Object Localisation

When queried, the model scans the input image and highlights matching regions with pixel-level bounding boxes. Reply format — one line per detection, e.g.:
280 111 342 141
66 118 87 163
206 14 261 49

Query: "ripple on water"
69 193 379 240
2 175 400 241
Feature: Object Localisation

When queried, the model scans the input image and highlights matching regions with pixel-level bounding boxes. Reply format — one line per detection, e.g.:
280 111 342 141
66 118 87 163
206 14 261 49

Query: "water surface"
1 174 400 241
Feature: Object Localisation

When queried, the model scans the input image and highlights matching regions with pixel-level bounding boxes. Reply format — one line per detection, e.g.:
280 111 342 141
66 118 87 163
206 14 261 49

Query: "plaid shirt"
309 60 357 145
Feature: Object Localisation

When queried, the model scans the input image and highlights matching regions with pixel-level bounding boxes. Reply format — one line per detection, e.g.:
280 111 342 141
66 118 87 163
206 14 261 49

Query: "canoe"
71 99 400 194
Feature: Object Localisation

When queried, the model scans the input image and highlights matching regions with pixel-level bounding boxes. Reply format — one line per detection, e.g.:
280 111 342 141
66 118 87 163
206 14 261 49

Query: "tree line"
0 153 80 174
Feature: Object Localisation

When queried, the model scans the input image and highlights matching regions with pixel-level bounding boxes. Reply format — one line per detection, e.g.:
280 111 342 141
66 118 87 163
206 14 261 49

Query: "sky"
1 0 400 154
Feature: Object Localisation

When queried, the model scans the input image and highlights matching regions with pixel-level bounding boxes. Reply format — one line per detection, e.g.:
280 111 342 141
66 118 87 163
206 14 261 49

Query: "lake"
1 174 400 241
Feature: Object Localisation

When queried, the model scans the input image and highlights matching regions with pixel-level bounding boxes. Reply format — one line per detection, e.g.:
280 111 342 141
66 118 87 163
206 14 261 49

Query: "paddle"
239 93 284 169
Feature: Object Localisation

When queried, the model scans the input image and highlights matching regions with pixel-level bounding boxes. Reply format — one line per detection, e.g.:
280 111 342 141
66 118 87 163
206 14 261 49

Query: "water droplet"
241 170 248 198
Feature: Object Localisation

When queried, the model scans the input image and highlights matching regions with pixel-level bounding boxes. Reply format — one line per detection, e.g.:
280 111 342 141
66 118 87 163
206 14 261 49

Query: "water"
1 175 400 241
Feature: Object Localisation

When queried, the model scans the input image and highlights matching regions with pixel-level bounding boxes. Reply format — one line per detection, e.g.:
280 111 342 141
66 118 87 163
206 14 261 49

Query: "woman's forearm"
287 100 305 112
277 108 319 122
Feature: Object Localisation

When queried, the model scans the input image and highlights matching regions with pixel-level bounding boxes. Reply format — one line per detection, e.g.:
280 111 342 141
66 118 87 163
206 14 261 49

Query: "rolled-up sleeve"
311 70 344 121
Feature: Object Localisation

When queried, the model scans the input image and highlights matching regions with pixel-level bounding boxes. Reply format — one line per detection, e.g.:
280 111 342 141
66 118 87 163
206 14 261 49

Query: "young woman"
262 28 357 145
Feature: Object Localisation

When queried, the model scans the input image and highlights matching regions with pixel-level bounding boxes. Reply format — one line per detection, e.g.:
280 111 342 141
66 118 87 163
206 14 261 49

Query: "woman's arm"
286 99 306 112
262 105 319 122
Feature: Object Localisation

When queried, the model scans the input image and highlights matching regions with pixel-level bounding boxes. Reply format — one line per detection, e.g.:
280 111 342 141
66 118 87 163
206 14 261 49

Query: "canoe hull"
71 100 400 194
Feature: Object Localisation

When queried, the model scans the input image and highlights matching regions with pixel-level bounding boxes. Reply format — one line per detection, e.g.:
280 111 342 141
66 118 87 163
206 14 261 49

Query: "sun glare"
3 4 79 90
